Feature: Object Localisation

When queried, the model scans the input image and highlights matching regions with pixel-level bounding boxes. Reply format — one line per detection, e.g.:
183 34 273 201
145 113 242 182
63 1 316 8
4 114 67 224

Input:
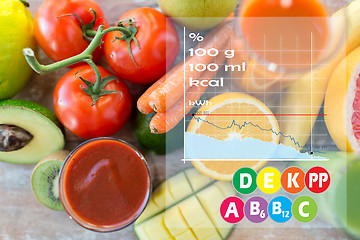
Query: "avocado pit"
0 124 33 152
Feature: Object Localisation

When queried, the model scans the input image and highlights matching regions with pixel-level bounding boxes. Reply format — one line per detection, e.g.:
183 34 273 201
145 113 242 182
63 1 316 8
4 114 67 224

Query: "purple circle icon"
244 197 268 223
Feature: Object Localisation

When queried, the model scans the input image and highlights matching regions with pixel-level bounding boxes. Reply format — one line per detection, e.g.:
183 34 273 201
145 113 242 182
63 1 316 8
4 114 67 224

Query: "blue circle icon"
268 196 293 223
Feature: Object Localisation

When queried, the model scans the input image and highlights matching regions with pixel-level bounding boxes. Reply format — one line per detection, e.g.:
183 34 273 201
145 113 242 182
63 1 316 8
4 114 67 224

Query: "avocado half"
0 99 65 164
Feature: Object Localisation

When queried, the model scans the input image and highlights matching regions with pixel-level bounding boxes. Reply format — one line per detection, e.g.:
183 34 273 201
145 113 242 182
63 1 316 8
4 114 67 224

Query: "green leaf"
58 13 85 26
79 77 94 89
100 76 118 89
58 8 99 42
98 90 122 99
84 9 97 30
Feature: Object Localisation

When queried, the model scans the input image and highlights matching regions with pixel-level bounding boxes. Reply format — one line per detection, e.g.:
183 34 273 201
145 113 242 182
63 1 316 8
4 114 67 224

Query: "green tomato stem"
85 26 132 38
82 24 105 56
83 59 102 94
23 25 105 74
84 29 97 37
22 48 89 74
23 11 140 106
23 24 137 74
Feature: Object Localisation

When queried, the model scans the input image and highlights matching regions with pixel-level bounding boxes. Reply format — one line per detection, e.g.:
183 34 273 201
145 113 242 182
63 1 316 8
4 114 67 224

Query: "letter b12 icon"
268 196 293 223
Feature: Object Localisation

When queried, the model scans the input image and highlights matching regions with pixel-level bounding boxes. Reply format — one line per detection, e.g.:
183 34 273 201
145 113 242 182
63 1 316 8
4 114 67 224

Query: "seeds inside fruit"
46 165 60 202
0 124 33 152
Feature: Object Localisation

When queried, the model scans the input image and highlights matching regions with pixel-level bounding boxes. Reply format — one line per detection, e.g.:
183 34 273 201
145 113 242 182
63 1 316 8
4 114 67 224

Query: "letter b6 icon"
244 197 268 223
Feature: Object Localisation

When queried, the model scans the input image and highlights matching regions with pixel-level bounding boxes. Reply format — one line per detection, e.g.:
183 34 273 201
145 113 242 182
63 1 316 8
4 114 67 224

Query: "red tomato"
103 7 179 84
34 0 108 64
53 65 132 139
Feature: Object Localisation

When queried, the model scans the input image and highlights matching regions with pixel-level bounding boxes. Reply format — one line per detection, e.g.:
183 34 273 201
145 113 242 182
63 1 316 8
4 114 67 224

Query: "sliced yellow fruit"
196 182 235 239
192 220 220 240
175 230 197 240
187 92 280 180
134 168 236 240
184 168 214 191
210 212 232 239
204 233 223 240
178 197 209 227
214 181 236 198
196 186 224 215
135 169 215 225
153 182 176 208
144 215 172 240
136 199 158 224
134 224 149 240
164 207 188 237
167 172 193 201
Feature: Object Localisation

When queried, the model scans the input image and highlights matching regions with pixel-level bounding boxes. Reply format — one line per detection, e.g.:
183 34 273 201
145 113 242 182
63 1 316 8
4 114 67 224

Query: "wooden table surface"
0 0 354 239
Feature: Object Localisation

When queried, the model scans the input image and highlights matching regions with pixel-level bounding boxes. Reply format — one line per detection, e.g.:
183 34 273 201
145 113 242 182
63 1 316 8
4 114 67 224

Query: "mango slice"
134 168 236 240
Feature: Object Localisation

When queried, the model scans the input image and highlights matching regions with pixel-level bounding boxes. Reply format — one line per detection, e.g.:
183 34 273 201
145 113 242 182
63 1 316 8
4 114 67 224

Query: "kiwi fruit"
31 150 69 211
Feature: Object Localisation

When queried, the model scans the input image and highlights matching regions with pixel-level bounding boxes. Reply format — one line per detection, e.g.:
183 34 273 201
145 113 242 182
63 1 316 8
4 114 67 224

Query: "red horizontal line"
186 114 327 116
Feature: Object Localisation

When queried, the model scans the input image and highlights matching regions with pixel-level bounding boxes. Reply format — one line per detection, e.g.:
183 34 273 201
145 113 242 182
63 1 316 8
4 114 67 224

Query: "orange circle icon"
281 167 305 194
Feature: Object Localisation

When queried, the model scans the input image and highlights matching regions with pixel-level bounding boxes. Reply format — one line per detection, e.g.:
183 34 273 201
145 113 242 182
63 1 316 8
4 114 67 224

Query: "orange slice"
187 92 280 180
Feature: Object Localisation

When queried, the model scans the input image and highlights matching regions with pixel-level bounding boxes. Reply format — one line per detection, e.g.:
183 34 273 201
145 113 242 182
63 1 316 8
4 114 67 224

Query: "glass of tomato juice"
59 137 151 232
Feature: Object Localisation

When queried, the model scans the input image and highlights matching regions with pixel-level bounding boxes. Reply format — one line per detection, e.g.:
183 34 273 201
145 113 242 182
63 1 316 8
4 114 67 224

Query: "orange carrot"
148 21 234 113
149 52 227 134
149 85 206 134
137 78 166 114
137 64 182 114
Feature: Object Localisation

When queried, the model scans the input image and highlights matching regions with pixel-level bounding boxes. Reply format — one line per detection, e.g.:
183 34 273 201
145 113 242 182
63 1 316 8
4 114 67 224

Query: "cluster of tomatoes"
34 0 180 138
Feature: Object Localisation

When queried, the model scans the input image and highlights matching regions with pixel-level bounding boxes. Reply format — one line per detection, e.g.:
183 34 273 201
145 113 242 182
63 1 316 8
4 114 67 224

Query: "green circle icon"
292 196 317 222
233 167 257 194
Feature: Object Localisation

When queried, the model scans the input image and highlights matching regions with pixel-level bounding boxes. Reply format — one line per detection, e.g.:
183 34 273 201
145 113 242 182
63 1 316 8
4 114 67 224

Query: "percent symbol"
189 32 204 42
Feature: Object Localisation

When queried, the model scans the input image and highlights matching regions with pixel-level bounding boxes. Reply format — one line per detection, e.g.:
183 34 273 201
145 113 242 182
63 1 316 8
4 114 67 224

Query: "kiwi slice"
31 150 69 211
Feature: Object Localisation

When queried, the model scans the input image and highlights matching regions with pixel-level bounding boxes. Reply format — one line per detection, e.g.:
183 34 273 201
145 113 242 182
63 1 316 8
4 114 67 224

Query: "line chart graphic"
186 114 325 154
184 113 328 163
178 19 345 166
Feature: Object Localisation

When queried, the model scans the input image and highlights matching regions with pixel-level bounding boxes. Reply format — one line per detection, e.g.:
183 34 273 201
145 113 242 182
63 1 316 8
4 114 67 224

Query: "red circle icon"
281 167 305 194
305 166 330 193
220 197 244 223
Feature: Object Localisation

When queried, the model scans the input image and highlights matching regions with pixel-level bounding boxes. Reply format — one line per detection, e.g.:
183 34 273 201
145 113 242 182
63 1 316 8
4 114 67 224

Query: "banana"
278 0 360 150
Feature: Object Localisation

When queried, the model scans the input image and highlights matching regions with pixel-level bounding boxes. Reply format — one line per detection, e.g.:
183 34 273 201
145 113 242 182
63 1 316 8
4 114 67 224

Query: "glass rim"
59 137 152 233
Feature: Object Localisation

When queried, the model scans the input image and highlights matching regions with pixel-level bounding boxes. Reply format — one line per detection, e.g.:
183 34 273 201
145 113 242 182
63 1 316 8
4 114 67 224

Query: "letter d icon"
233 167 257 194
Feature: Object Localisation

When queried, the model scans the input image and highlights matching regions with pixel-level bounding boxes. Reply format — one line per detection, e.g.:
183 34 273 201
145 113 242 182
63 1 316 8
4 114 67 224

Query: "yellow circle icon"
257 167 281 194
